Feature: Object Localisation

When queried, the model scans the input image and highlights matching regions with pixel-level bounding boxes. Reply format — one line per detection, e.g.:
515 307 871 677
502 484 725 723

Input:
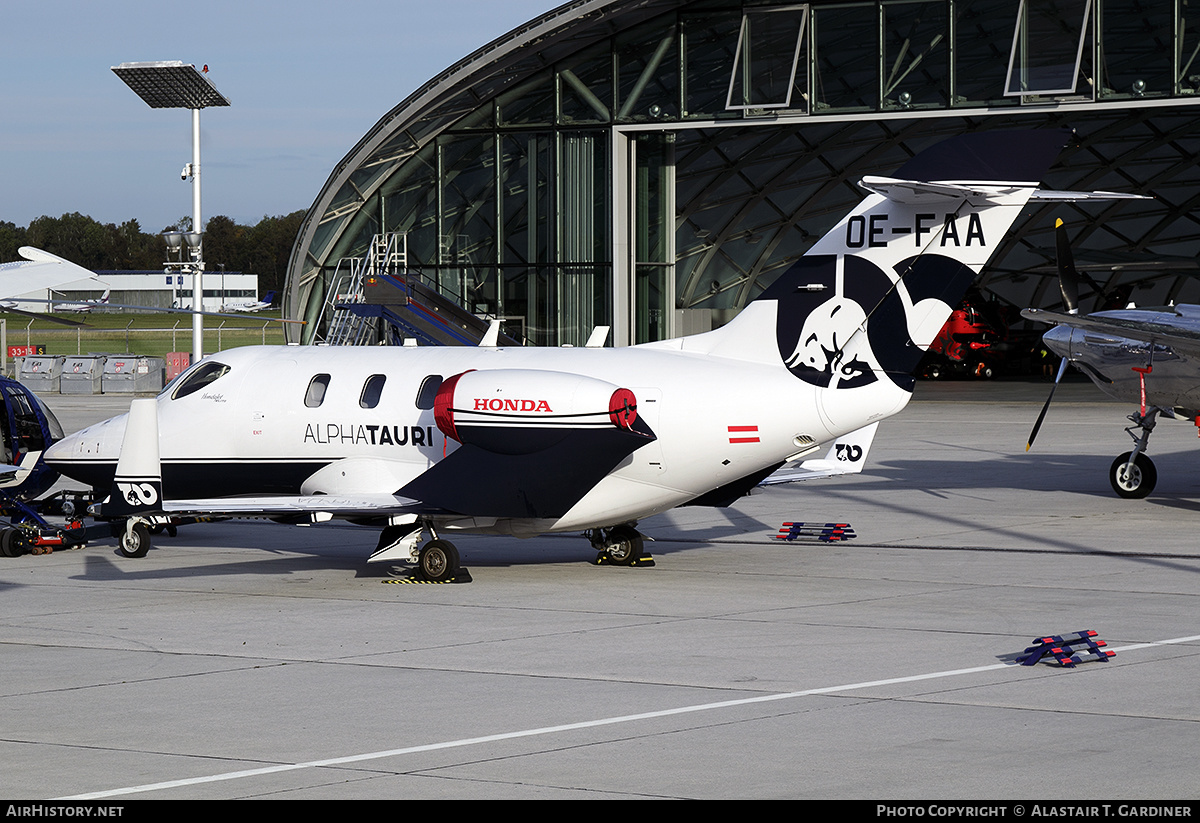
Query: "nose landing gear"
1110 407 1159 499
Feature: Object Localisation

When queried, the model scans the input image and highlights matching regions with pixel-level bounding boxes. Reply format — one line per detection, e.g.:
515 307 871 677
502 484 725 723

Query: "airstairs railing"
318 233 407 345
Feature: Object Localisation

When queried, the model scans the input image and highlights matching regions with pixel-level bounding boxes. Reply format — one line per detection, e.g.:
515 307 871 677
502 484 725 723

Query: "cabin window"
415 375 443 409
305 374 331 408
171 361 231 400
360 374 386 408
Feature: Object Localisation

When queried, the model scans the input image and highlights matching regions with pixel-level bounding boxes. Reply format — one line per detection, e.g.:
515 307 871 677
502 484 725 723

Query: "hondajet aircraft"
40 130 1115 579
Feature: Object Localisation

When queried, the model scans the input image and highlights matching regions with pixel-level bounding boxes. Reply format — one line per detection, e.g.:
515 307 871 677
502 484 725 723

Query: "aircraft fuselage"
45 333 907 536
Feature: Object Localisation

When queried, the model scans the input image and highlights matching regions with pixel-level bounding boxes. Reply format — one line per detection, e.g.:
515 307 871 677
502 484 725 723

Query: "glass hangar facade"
286 0 1200 347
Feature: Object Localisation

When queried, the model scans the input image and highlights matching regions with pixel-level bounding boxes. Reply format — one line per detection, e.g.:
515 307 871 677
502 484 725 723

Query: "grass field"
0 310 291 363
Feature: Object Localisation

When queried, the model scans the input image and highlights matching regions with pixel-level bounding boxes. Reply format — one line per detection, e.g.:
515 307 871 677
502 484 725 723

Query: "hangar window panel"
1174 2 1200 94
616 21 680 121
951 2 1020 106
304 374 331 408
882 0 950 109
497 73 556 127
813 3 879 111
382 147 439 265
437 135 497 276
559 45 615 124
1098 0 1173 98
726 5 809 111
682 10 744 119
359 374 386 409
1005 0 1093 97
500 133 553 266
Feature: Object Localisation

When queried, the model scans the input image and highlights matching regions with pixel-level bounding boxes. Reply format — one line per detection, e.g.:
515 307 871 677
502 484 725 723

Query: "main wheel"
418 539 460 581
1 529 27 558
117 522 151 558
1110 451 1157 499
604 525 644 566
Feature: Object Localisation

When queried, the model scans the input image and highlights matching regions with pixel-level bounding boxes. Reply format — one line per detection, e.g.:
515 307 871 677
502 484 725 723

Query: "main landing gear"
587 524 653 567
1110 407 1159 499
374 522 467 583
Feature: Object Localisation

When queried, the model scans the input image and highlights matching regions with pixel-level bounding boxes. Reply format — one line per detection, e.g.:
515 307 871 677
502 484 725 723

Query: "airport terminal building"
284 0 1200 348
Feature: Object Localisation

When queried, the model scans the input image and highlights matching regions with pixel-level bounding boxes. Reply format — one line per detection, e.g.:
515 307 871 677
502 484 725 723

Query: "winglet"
102 398 163 517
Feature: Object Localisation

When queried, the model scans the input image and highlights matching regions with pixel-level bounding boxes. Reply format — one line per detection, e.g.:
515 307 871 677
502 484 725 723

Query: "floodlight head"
112 61 230 109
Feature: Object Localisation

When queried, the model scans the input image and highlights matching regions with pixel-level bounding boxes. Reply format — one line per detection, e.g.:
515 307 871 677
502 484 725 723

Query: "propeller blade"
1027 356 1069 451
1055 218 1080 315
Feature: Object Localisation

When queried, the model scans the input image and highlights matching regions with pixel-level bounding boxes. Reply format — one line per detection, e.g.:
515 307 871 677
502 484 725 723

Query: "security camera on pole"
112 61 230 364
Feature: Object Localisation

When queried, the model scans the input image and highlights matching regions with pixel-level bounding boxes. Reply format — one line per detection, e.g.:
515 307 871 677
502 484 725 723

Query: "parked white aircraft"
43 130 1108 579
54 289 111 313
224 291 276 312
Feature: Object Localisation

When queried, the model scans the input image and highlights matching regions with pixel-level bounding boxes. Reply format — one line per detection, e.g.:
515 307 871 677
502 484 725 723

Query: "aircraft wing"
1022 308 1200 358
157 493 426 522
0 247 108 300
761 423 878 484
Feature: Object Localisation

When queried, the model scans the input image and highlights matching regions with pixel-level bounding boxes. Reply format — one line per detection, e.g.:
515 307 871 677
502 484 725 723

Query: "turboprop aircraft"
1023 220 1200 500
41 130 1116 580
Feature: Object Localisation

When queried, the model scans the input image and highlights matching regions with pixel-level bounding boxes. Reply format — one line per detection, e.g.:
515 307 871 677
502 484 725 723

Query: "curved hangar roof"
287 0 1200 346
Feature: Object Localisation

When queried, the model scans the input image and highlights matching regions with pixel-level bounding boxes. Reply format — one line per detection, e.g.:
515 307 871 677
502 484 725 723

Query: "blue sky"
1 0 556 231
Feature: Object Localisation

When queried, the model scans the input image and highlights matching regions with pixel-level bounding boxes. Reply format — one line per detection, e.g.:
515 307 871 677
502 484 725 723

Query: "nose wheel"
1110 451 1157 499
1110 407 1160 499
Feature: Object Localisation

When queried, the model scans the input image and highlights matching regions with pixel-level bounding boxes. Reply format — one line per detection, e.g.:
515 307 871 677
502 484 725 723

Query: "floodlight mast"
111 61 230 364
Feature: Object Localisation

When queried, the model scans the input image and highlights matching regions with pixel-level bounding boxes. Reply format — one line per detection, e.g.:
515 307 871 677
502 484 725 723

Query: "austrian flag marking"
728 425 760 444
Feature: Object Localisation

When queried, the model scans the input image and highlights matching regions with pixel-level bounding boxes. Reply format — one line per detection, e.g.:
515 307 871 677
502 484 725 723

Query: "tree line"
0 212 306 294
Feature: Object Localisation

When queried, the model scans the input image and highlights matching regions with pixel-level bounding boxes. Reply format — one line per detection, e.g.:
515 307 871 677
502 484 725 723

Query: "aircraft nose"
1042 324 1074 359
44 413 128 484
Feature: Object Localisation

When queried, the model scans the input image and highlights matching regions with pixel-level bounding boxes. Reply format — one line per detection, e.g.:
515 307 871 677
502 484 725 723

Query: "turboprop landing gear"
588 524 654 567
1111 408 1160 499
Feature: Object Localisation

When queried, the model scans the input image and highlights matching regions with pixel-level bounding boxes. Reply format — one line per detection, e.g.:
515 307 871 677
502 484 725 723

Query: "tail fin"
103 398 162 518
709 130 1072 392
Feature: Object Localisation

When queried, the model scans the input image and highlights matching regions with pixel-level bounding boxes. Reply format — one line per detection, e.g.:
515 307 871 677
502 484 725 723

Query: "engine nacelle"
434 369 639 454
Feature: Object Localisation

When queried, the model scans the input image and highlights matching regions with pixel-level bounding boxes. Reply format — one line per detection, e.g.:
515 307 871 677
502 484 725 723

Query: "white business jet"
44 130 1115 580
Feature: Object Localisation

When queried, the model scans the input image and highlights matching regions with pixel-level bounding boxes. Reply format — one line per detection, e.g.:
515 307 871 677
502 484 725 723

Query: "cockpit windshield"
169 361 231 400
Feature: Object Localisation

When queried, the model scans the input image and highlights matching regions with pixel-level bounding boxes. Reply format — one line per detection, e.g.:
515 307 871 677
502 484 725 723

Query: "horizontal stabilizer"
761 423 878 485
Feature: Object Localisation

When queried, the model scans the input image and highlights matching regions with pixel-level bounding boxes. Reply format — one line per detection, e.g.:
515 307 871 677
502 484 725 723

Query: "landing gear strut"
1111 407 1159 499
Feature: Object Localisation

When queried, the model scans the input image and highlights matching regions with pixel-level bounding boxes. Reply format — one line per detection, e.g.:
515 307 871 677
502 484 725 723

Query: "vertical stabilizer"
707 130 1071 395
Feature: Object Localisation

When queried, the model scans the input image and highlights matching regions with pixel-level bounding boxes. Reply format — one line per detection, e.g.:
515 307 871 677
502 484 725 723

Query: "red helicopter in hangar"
922 290 1015 379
